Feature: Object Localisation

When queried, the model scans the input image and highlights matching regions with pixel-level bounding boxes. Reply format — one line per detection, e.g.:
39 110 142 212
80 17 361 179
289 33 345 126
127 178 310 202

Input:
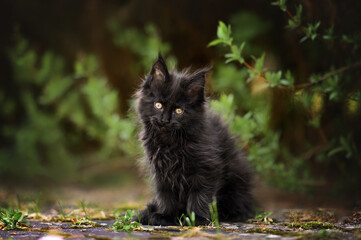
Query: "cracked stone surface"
1 210 361 240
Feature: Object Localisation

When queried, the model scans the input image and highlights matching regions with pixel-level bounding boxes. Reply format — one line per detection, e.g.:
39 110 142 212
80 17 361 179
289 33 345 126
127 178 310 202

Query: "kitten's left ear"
186 66 212 102
149 53 170 86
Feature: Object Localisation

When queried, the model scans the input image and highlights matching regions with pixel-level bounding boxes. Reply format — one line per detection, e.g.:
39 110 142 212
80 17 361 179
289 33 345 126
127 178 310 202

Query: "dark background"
1 0 360 210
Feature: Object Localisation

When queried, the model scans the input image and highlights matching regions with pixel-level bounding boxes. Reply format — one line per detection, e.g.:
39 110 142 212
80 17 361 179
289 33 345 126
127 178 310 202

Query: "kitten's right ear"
147 53 170 86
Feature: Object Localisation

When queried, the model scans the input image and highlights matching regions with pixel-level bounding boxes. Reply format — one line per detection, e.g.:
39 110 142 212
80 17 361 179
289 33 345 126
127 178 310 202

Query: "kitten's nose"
160 118 170 124
160 113 170 124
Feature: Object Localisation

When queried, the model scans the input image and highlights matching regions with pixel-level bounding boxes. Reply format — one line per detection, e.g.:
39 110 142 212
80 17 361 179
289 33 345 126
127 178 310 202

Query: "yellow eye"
154 102 163 109
175 108 183 115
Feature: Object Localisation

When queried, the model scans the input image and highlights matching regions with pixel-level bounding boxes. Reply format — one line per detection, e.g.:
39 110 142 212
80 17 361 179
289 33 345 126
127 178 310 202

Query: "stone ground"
1 209 361 240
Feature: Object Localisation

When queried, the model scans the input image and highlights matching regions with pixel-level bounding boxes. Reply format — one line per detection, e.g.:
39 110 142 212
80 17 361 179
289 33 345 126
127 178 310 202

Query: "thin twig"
293 60 361 90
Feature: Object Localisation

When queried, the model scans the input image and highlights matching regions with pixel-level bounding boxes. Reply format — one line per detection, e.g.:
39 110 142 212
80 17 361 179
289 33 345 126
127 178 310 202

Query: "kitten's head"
136 53 211 134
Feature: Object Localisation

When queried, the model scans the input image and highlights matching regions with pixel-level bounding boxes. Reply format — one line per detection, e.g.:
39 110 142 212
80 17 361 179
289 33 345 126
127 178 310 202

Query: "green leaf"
238 42 246 63
190 211 195 222
283 70 294 87
271 0 287 11
125 209 133 219
287 19 298 29
265 71 282 87
217 21 231 41
300 35 308 43
207 39 224 47
323 25 334 40
294 4 303 23
309 115 321 128
329 92 338 100
254 53 265 74
328 146 344 157
13 212 22 221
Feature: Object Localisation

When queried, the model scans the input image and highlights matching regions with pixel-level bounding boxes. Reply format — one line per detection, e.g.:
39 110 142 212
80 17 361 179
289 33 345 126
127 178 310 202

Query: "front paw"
194 216 209 226
132 209 150 225
149 213 175 226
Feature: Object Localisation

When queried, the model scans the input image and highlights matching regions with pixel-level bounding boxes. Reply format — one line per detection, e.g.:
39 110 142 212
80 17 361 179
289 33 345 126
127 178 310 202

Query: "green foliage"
287 5 303 29
323 25 334 40
322 73 342 101
300 21 321 42
57 201 66 218
271 0 287 12
211 92 311 191
0 208 30 230
1 33 140 183
184 211 196 228
178 211 196 228
79 201 89 219
71 218 97 228
208 198 220 232
108 20 177 71
209 21 246 65
328 134 357 159
209 1 361 193
111 210 140 232
0 37 78 180
208 21 233 47
249 211 274 224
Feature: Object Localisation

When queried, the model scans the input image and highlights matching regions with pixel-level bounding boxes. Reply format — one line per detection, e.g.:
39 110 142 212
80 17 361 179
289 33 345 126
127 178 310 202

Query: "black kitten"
134 54 254 226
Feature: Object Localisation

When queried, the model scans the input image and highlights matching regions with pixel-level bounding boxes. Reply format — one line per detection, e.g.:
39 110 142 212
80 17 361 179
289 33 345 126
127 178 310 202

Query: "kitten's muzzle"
152 118 170 130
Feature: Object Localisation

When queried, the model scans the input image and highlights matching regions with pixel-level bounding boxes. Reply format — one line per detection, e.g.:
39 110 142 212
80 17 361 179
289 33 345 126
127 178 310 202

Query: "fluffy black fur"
134 54 254 226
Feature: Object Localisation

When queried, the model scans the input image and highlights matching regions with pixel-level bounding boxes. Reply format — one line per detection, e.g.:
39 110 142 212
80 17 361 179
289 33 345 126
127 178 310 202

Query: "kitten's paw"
149 213 175 226
194 216 209 226
132 209 150 225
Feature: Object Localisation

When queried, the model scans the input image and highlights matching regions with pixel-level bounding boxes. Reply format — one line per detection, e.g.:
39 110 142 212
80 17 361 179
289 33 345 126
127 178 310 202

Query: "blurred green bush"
0 33 140 183
209 2 361 195
1 2 360 199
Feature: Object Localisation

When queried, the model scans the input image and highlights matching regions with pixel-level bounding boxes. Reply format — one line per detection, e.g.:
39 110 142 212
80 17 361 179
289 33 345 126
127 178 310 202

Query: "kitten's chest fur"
145 135 192 197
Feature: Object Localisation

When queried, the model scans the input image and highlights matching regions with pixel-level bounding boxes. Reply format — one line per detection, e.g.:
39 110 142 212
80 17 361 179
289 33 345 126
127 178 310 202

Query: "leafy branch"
292 61 361 91
209 21 361 93
208 21 294 89
272 0 320 42
272 0 361 45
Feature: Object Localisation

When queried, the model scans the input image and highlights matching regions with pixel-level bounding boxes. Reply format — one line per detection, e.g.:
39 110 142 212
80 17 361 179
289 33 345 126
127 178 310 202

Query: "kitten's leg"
148 191 178 226
217 179 254 222
186 177 214 225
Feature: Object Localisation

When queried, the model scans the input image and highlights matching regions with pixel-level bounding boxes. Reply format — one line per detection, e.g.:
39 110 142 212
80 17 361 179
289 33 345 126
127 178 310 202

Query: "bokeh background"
0 0 360 211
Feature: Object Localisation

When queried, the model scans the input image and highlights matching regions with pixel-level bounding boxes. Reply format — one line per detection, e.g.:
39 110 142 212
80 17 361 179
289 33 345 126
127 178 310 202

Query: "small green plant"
71 217 97 228
0 208 30 230
177 214 186 227
185 211 196 228
248 211 274 224
57 201 66 218
177 211 196 228
33 194 41 216
16 195 22 210
111 210 140 232
79 200 88 219
208 198 220 232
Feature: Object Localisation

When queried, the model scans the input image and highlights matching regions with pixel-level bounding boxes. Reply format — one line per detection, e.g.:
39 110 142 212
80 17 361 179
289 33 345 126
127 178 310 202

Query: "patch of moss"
71 218 99 228
287 221 336 230
246 227 286 234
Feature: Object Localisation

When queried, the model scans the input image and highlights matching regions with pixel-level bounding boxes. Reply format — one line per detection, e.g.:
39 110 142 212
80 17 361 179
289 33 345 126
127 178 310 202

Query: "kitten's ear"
148 53 170 86
186 66 212 102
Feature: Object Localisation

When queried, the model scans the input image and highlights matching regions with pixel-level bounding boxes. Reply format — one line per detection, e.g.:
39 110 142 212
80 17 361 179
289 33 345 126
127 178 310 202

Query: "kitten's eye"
175 108 183 115
154 102 163 109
